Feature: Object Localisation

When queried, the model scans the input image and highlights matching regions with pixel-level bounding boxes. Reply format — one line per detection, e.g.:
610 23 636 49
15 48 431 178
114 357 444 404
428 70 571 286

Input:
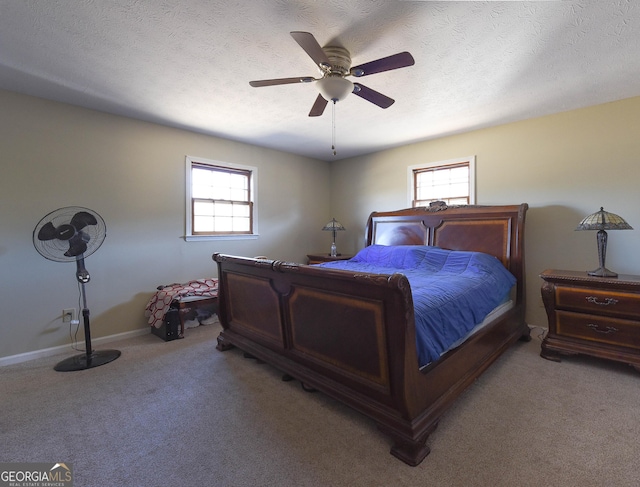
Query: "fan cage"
33 206 107 262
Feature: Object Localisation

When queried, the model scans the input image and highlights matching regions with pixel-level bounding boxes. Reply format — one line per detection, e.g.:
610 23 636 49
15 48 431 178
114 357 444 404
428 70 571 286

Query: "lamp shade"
576 207 632 278
322 218 346 233
576 207 633 231
317 76 353 102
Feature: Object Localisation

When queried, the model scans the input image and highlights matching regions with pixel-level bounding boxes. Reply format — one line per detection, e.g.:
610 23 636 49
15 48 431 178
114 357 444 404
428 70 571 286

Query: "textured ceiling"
0 0 638 161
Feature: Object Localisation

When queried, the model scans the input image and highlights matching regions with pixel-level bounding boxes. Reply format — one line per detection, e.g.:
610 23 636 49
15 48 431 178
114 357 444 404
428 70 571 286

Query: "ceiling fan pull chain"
332 100 337 156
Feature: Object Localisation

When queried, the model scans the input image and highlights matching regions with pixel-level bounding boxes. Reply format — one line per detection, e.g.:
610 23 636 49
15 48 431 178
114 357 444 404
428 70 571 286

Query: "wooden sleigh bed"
213 203 529 466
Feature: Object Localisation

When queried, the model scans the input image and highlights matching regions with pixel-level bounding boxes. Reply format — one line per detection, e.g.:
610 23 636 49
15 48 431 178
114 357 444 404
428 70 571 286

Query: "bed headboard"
365 202 528 303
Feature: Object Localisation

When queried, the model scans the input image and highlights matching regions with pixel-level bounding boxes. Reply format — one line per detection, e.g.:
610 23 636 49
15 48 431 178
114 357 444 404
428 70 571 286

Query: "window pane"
414 162 470 207
212 186 230 200
215 216 233 232
229 173 247 190
448 197 469 205
233 204 250 217
449 182 468 197
234 217 250 232
193 200 214 216
192 169 213 198
214 201 233 217
190 161 254 235
194 216 214 232
450 166 468 180
229 188 248 201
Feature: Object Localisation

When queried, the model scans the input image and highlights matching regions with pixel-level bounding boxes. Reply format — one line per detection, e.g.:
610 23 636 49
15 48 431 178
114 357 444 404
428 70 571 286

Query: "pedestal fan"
33 206 121 371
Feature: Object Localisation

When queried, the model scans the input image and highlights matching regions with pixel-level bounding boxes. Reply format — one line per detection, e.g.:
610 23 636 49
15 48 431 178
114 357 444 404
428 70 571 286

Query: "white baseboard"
0 328 150 367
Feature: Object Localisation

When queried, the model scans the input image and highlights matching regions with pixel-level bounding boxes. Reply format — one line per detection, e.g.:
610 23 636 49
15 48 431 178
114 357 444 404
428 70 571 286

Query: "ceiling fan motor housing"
321 46 351 75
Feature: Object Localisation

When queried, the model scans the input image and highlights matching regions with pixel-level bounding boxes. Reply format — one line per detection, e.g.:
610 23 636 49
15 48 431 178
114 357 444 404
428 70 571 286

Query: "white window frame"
407 156 476 207
185 156 259 241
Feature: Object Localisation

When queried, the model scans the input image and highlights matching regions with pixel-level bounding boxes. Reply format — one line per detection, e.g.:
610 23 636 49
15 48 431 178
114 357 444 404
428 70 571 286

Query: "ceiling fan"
249 31 415 117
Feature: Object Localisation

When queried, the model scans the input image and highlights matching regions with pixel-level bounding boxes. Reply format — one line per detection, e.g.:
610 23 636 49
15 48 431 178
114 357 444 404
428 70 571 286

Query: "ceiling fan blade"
350 52 415 77
352 83 395 109
290 31 330 67
308 94 328 117
250 76 315 87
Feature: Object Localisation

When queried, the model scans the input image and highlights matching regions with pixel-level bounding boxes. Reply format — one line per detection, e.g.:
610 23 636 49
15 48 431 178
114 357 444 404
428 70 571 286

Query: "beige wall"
3 88 639 361
330 96 640 328
0 90 330 360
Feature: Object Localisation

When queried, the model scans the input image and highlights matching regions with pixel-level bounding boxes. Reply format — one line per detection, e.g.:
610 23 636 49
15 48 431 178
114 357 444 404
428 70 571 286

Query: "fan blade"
250 76 315 87
352 83 395 109
70 211 97 231
308 94 328 117
290 31 330 68
64 231 90 257
350 52 415 77
37 222 58 241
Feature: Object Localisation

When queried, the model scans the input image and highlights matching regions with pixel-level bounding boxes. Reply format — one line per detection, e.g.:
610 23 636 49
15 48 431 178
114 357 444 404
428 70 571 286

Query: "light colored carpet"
1 324 639 487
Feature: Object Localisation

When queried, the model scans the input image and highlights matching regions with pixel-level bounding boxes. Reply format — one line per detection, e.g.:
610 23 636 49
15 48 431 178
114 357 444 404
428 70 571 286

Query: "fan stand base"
54 349 121 372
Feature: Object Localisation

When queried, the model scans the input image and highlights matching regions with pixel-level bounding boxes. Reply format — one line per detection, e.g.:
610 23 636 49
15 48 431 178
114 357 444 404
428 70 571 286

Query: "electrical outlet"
62 308 76 323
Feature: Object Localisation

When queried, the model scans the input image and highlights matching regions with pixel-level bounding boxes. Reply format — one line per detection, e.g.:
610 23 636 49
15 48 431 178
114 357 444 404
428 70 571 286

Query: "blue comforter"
317 245 516 367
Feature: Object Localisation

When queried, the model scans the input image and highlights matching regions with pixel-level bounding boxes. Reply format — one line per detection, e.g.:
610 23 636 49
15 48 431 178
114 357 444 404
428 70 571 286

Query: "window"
185 156 258 240
408 156 475 207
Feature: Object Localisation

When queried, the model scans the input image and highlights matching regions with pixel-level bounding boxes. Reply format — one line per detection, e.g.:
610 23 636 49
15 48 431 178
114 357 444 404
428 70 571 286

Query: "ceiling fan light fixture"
317 76 353 102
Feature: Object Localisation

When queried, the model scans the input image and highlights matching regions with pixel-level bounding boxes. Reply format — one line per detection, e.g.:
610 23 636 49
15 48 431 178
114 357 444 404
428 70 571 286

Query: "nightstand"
540 269 640 371
307 253 354 265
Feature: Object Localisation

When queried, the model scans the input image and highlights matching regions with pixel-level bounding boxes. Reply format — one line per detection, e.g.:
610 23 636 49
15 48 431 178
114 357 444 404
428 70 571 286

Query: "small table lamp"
576 207 633 277
322 218 346 257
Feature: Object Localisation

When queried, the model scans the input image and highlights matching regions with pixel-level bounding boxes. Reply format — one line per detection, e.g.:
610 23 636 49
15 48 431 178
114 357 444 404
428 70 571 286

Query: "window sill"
184 234 259 242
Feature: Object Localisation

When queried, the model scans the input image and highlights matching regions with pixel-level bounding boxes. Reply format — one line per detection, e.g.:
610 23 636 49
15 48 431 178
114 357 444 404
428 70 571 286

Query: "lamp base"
587 267 618 278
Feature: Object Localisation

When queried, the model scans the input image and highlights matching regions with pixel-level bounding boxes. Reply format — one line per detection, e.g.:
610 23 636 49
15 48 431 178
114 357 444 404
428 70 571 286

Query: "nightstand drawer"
556 310 640 350
556 286 640 319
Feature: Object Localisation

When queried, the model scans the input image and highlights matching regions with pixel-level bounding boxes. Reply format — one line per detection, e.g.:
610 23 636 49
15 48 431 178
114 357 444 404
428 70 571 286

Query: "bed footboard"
213 254 442 465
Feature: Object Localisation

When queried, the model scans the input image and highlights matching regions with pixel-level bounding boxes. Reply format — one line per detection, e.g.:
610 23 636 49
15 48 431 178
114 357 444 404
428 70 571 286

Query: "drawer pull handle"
585 296 618 306
586 323 618 335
